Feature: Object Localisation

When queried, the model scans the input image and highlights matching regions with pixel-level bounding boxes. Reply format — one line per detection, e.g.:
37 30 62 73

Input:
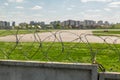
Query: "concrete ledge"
99 72 120 80
0 60 98 80
0 60 97 69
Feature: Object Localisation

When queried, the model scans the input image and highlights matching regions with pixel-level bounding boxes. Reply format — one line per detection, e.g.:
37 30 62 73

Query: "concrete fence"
0 60 120 80
99 72 120 80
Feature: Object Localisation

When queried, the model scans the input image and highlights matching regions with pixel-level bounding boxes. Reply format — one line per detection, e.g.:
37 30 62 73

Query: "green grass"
0 42 120 72
93 30 120 36
113 24 120 29
0 29 52 37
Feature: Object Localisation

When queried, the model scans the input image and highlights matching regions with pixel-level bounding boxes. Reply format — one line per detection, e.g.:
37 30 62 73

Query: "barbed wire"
0 29 120 71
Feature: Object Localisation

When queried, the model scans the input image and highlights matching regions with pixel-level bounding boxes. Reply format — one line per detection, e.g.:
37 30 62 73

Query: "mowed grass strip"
0 29 52 37
93 30 120 36
0 42 120 72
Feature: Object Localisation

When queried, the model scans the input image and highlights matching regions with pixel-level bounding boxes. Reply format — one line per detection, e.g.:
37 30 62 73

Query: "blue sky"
0 0 120 24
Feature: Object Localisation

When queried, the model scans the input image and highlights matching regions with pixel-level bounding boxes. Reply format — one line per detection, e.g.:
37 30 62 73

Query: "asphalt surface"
0 30 120 44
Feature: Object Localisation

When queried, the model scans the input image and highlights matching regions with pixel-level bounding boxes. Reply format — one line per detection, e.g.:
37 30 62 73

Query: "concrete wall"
0 60 98 80
99 72 120 80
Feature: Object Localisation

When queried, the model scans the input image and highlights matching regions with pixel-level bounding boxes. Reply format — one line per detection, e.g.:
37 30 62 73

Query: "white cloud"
66 5 76 11
8 0 24 3
8 0 14 2
16 6 24 9
87 9 101 12
16 0 23 2
81 0 112 3
67 8 72 11
104 8 111 11
70 5 76 8
10 11 25 15
83 14 102 20
31 5 43 10
33 14 43 17
4 3 9 6
109 5 119 8
110 1 120 5
48 10 57 13
108 1 120 8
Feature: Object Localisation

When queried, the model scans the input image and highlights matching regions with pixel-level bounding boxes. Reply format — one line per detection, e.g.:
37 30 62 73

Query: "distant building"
50 21 61 29
30 21 35 25
61 21 69 26
0 21 3 29
68 20 75 26
77 21 83 28
50 21 60 25
19 22 28 29
75 21 81 27
40 22 45 26
80 21 84 26
84 20 96 26
62 20 95 29
39 22 45 29
12 21 15 26
10 19 111 29
97 20 103 26
83 20 96 29
29 21 46 29
0 21 11 29
104 21 109 26
61 20 76 28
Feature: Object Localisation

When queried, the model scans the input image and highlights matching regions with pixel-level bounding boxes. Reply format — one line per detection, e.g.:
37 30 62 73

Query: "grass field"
0 29 51 37
0 42 120 72
113 24 120 29
93 30 120 36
